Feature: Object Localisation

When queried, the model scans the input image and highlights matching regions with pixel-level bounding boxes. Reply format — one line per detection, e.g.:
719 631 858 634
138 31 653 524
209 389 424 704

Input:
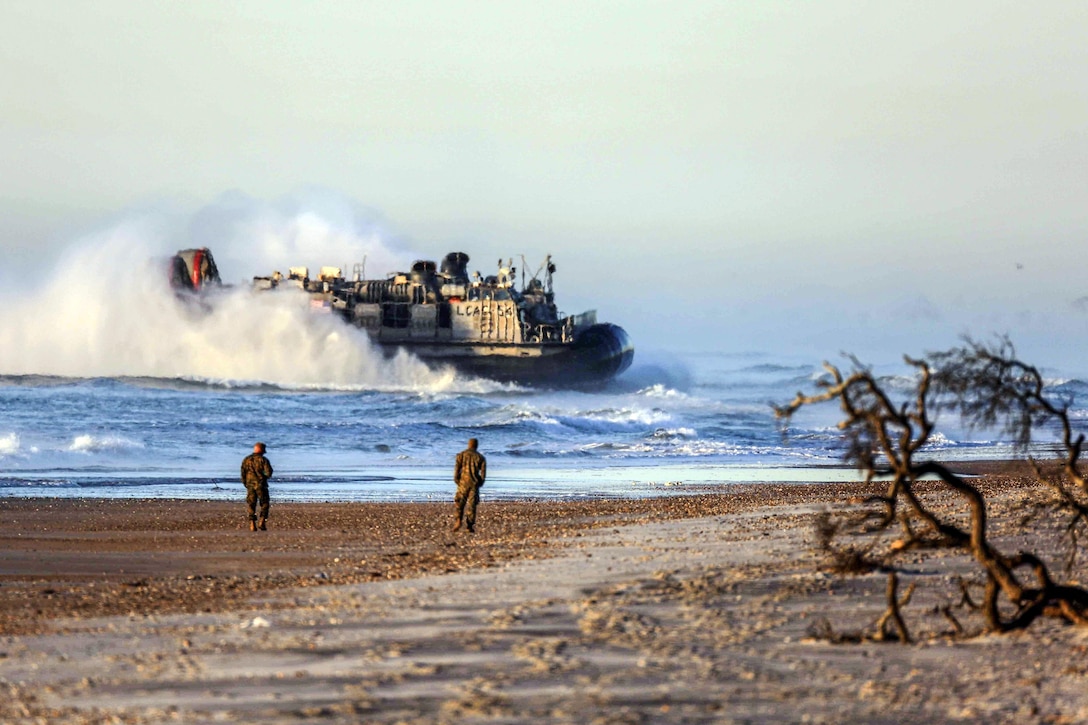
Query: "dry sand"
3 464 1088 723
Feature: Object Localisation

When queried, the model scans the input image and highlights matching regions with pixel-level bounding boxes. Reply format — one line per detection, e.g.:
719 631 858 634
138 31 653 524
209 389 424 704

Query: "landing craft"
169 247 222 292
170 248 634 387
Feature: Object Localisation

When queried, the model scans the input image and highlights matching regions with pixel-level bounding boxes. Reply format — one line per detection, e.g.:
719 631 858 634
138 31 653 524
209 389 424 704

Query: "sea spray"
191 189 415 287
0 198 477 390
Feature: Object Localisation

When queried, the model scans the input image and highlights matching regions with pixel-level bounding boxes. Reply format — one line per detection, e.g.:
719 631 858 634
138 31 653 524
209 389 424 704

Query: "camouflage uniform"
453 443 487 532
241 451 273 529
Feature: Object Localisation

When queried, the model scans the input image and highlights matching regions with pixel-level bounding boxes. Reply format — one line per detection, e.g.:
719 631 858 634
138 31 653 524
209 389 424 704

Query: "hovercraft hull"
387 322 634 387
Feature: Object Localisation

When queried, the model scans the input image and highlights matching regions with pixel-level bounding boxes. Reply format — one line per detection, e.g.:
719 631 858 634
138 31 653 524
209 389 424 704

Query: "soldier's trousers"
246 482 270 521
455 483 480 528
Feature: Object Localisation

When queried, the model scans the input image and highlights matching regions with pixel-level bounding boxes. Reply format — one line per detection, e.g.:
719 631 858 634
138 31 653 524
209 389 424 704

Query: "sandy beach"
3 465 1088 723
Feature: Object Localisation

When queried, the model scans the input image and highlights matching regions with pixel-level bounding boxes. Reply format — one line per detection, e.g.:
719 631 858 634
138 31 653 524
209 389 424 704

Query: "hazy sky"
3 1 1088 369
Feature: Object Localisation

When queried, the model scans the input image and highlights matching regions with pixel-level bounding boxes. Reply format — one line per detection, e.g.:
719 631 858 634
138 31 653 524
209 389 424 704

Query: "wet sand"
3 462 1087 723
0 486 868 637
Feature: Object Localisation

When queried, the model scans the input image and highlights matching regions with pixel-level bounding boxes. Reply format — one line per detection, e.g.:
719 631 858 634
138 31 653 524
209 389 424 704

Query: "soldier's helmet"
255 442 267 453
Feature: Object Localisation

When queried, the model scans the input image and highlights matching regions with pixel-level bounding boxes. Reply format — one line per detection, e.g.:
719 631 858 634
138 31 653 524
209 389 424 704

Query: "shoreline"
0 458 1030 503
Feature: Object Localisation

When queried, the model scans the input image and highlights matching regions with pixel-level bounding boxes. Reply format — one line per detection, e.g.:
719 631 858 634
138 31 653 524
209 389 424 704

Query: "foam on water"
68 434 144 454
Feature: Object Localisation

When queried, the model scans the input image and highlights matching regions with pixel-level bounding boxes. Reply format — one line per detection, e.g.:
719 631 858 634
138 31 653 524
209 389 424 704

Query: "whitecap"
68 434 144 454
637 383 687 399
0 433 19 457
651 427 696 439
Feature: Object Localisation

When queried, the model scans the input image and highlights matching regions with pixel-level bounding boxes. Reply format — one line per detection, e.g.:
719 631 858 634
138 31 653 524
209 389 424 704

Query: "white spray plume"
194 189 415 284
0 193 485 391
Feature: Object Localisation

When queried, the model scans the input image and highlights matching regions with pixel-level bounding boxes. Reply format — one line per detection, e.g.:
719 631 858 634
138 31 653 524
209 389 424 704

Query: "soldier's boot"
452 519 462 532
249 518 257 532
466 522 475 533
258 517 267 531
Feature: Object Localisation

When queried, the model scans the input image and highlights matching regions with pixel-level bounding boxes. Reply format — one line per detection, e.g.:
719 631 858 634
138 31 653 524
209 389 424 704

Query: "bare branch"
778 340 1088 641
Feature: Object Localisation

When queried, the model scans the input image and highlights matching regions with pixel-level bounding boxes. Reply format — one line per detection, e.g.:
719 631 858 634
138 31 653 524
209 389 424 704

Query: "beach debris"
241 616 271 629
777 336 1088 640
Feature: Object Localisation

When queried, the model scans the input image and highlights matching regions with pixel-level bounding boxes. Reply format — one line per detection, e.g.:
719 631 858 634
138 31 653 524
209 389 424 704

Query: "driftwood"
777 337 1088 638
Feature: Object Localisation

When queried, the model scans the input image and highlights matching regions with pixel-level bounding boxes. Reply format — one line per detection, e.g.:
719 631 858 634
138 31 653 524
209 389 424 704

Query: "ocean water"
0 212 1083 502
1 348 1070 502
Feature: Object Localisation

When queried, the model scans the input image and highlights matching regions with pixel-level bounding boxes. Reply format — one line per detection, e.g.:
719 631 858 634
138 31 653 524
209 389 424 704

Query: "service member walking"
241 442 274 531
453 437 486 533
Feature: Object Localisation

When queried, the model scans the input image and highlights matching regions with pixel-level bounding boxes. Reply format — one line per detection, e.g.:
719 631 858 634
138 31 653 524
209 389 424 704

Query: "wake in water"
0 194 502 392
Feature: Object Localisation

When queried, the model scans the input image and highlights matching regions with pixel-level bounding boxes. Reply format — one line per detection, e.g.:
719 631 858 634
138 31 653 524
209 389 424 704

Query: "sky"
2 1 1088 372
